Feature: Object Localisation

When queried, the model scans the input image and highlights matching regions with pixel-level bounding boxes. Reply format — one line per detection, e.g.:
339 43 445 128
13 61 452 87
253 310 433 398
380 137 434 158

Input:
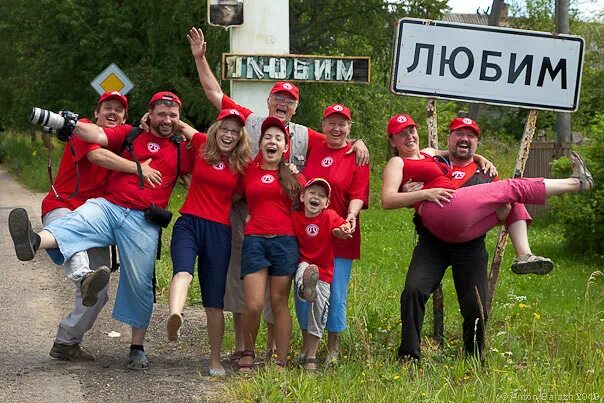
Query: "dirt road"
0 167 226 402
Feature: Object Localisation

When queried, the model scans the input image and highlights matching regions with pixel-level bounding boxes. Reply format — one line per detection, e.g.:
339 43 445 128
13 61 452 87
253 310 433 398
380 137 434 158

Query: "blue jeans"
45 197 159 329
326 258 353 333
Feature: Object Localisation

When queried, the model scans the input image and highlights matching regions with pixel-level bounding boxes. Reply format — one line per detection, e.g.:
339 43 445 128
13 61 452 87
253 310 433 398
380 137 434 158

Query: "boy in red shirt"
292 178 351 371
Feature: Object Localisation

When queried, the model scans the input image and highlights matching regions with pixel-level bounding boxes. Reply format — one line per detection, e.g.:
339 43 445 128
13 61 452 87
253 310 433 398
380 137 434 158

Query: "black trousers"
398 216 489 360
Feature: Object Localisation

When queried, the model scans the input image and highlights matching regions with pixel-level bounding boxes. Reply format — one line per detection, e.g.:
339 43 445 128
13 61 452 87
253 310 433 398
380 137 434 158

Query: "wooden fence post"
487 109 539 313
426 98 445 345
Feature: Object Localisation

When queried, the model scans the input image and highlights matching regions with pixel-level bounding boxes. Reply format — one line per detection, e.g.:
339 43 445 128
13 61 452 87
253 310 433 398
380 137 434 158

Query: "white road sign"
391 19 584 111
90 63 134 95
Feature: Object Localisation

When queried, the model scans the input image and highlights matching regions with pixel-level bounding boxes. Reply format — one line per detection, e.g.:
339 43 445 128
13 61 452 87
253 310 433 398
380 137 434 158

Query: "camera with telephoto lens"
29 107 79 141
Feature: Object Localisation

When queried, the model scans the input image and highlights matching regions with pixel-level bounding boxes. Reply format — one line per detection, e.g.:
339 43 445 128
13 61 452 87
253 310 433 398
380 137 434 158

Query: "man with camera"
41 91 162 363
10 91 186 370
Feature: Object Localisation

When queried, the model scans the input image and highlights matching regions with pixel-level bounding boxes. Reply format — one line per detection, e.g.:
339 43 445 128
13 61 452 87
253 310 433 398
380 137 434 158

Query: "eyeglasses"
219 127 240 136
324 120 349 130
270 95 297 106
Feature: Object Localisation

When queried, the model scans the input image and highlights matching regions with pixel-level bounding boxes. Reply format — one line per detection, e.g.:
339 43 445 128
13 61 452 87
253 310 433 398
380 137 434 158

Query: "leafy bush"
549 113 604 256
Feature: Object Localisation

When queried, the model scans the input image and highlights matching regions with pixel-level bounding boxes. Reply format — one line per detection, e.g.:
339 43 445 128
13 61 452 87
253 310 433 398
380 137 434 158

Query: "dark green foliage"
549 113 604 255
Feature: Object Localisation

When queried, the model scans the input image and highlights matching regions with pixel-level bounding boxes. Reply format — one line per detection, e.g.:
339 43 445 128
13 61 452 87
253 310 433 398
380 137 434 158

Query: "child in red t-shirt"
292 178 351 371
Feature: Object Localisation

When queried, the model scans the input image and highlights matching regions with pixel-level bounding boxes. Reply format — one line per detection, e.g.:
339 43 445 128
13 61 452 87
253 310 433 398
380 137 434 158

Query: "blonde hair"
202 117 251 174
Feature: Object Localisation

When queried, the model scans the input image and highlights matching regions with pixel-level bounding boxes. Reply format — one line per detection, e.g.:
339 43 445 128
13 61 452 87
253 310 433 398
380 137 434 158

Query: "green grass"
2 130 603 401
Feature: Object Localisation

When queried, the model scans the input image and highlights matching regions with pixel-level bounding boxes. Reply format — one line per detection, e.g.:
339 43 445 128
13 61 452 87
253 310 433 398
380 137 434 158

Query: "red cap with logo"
148 91 182 108
97 91 128 110
270 82 299 100
323 104 352 120
261 116 286 135
304 177 332 199
387 114 417 136
217 108 246 125
449 117 480 136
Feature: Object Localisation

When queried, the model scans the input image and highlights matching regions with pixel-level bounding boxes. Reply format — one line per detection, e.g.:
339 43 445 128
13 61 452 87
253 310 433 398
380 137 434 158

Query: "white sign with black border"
391 18 584 111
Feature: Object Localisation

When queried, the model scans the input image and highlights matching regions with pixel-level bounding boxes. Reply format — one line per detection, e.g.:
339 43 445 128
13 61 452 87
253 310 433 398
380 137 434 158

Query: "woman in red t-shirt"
167 109 251 376
236 116 303 371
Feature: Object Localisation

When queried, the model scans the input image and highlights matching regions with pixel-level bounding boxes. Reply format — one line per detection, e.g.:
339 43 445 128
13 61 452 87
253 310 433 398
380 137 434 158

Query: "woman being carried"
382 114 594 273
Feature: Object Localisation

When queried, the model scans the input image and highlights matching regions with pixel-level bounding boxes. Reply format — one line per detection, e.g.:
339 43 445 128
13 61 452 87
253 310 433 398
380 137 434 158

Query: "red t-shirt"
102 125 183 210
41 118 109 217
221 95 324 162
292 209 346 283
303 141 370 260
243 162 303 235
449 161 500 187
402 153 455 190
179 133 243 226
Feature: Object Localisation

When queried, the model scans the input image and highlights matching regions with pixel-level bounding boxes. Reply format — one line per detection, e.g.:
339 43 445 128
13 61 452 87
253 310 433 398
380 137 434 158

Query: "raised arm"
187 27 223 110
381 156 454 209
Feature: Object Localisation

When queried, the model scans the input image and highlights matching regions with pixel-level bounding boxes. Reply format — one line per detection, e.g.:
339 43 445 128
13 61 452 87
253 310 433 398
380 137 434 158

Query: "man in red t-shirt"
9 91 185 370
187 26 371 361
398 117 539 364
42 91 157 363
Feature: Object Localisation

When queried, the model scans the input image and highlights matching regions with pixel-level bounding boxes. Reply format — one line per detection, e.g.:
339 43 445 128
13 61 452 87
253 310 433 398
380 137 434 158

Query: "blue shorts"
171 214 231 309
241 235 298 278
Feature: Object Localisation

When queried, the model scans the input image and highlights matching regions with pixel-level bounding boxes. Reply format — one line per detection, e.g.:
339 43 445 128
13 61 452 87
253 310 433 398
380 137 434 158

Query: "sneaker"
49 342 95 362
570 151 595 192
8 208 38 261
511 254 554 275
301 264 319 302
81 266 110 307
166 313 183 342
127 349 149 370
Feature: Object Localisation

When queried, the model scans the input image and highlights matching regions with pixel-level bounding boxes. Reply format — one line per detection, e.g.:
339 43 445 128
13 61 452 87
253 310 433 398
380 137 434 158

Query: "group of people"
8 26 594 374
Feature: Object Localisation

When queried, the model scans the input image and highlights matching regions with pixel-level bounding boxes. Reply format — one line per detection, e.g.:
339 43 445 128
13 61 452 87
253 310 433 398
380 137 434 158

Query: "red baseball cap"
216 108 246 125
449 117 480 136
261 116 286 135
323 104 351 120
97 91 128 110
270 82 299 100
387 114 417 136
148 91 182 108
304 177 331 198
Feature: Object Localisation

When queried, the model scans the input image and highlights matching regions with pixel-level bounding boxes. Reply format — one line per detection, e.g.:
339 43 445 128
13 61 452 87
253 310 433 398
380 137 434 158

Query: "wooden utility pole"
555 0 571 142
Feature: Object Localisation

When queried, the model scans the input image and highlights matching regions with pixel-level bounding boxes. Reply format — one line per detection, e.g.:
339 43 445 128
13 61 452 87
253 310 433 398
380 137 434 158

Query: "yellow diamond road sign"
91 63 134 95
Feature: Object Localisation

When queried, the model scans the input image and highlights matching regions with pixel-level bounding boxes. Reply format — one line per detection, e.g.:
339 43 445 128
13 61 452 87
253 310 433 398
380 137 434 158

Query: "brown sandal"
275 359 287 372
303 357 318 372
236 349 255 372
229 350 245 366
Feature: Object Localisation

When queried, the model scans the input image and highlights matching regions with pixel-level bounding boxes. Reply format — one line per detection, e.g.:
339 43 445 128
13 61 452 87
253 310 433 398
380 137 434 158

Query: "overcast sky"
447 0 603 20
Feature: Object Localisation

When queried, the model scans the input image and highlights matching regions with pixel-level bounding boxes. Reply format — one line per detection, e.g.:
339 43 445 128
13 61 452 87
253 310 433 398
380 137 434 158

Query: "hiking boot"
81 266 110 307
511 254 554 275
127 349 149 370
570 151 595 192
49 342 95 362
8 208 39 261
300 264 319 302
166 312 183 342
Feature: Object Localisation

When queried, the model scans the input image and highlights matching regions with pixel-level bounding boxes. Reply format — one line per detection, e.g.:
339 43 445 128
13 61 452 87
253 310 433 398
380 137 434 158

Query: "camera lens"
29 107 65 130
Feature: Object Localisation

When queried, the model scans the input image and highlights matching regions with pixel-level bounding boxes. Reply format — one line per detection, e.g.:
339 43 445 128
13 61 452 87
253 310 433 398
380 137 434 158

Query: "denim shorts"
171 214 231 308
241 235 298 277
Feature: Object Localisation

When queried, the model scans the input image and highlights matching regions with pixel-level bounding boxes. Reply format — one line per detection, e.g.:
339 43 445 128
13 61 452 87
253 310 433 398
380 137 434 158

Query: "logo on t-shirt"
147 142 160 153
261 174 275 184
321 156 334 167
451 170 466 180
305 224 319 237
213 162 225 170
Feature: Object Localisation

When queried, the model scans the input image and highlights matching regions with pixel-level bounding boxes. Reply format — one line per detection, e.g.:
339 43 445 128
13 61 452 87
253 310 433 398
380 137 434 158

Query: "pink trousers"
420 178 546 243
